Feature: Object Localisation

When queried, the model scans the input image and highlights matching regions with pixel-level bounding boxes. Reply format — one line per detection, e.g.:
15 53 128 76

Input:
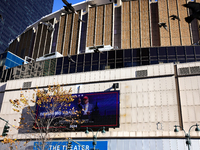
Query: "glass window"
49 59 56 75
150 48 158 59
92 53 99 71
124 49 132 67
69 55 77 73
158 47 167 55
168 47 176 60
195 46 200 55
141 48 149 60
100 51 107 70
116 50 123 68
84 53 91 72
77 54 84 72
108 51 115 69
63 57 69 74
56 57 63 75
185 46 194 55
43 60 50 76
177 46 185 55
5 68 11 81
133 49 140 58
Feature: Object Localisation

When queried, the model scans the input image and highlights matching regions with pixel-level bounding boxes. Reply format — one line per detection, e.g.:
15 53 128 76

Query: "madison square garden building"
1 0 200 149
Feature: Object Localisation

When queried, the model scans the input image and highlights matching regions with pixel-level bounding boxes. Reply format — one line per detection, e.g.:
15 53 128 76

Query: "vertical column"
158 0 171 46
56 15 67 54
63 13 73 56
95 5 104 46
32 24 43 59
121 1 131 49
140 0 150 48
38 23 48 58
131 0 140 48
71 11 81 55
104 3 113 46
168 0 181 46
86 7 96 47
24 29 34 58
177 0 191 45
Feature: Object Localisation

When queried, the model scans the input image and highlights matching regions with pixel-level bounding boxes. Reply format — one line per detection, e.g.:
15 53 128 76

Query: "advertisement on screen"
34 91 119 129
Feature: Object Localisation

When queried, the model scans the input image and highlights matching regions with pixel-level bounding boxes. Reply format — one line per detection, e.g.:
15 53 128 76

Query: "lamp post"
85 127 106 150
174 123 200 150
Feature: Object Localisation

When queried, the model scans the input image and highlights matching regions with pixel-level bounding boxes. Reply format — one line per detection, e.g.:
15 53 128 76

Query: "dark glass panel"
78 54 84 63
187 59 195 62
159 60 167 63
168 59 176 63
150 48 158 57
177 47 185 55
141 48 149 60
43 60 50 76
100 52 107 70
5 68 11 81
116 50 123 68
69 55 77 73
185 46 194 55
133 61 140 66
92 65 99 71
63 56 69 74
49 59 56 75
168 47 176 55
92 53 99 61
77 65 83 72
56 57 63 75
84 53 91 72
195 46 200 55
150 60 159 64
77 54 84 72
1 70 7 82
158 47 167 55
133 49 140 58
142 61 149 66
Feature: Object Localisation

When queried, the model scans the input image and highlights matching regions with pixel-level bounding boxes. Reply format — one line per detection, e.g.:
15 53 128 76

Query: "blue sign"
33 141 107 150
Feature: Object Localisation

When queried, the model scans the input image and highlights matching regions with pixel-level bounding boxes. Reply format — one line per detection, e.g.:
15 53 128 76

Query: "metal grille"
179 67 190 75
190 66 200 74
23 82 32 88
136 70 147 77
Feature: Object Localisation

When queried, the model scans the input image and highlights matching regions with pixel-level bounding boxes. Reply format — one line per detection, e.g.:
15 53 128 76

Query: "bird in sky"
158 23 168 31
67 54 75 63
42 22 54 32
183 2 200 23
0 14 3 22
170 15 180 21
62 0 77 14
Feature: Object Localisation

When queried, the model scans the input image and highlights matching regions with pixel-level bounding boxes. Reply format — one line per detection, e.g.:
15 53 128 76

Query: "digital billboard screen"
34 91 119 130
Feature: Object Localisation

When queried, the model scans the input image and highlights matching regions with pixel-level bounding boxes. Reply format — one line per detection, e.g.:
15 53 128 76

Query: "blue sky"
53 0 85 12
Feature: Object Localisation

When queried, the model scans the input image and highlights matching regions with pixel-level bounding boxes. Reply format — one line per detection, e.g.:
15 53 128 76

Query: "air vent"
190 66 200 74
23 82 32 88
179 67 190 75
136 70 147 77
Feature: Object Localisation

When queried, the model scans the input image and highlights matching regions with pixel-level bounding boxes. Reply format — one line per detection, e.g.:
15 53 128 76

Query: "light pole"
85 127 106 150
174 123 200 150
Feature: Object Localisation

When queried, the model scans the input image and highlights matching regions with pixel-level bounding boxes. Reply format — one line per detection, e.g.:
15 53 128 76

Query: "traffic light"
2 123 10 136
67 139 72 150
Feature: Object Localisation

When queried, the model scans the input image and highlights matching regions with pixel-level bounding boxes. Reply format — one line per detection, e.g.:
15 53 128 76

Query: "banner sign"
33 141 108 150
35 91 119 129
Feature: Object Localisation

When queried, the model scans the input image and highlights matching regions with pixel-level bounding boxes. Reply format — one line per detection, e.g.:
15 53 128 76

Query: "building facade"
0 0 54 53
0 0 200 149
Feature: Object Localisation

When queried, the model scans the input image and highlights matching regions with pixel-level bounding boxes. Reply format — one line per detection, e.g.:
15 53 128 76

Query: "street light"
174 123 200 150
85 127 106 150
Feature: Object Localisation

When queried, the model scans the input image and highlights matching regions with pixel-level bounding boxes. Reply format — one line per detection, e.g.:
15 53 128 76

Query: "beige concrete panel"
155 107 162 122
182 106 189 122
131 108 137 123
143 93 149 107
137 107 143 123
194 106 200 121
155 92 162 106
186 91 194 106
126 108 132 123
188 106 196 122
130 93 137 108
120 108 126 124
149 92 155 106
137 93 143 107
161 91 168 106
162 106 169 122
154 79 160 91
143 107 149 123
149 107 156 122
169 106 179 122
193 90 200 105
167 91 177 105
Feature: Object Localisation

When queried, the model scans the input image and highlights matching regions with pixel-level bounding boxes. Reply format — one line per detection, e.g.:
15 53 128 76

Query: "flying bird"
0 14 3 22
78 17 85 23
183 2 200 23
67 55 75 63
170 15 180 21
158 23 168 31
42 22 54 32
62 0 77 14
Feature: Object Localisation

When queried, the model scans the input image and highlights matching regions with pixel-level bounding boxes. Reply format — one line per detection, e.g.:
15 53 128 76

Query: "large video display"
34 91 119 130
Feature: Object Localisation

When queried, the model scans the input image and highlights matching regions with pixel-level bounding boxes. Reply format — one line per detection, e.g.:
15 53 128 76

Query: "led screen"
34 91 119 130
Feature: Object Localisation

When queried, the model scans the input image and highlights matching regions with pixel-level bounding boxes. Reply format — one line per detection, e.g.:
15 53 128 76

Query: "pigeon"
93 47 103 53
158 22 168 31
0 14 3 22
183 2 200 23
62 0 77 14
78 17 85 23
67 55 75 63
170 15 180 21
42 22 54 32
